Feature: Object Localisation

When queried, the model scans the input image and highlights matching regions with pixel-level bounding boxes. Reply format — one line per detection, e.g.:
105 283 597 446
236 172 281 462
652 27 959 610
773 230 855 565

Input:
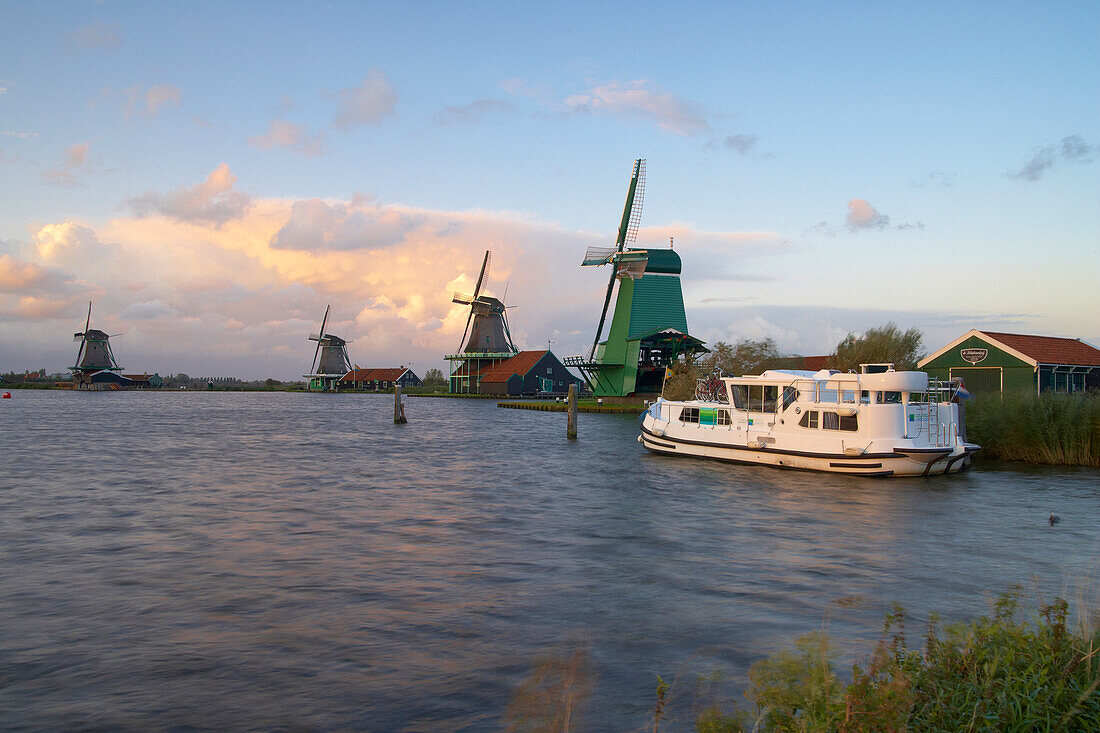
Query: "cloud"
433 98 516 125
122 299 176 319
31 221 102 260
0 254 51 291
68 21 121 49
123 84 182 119
331 71 397 129
707 134 758 154
562 80 712 136
845 199 891 230
248 119 325 157
270 198 420 251
41 142 92 187
1010 135 1095 181
2 130 38 139
126 163 251 226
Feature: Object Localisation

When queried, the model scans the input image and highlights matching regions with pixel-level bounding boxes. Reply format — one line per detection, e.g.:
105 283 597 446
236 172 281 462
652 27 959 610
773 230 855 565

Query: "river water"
1 390 1097 730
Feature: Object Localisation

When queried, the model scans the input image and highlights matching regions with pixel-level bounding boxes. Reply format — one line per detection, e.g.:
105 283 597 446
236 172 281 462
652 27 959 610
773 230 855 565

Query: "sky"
1 0 1097 380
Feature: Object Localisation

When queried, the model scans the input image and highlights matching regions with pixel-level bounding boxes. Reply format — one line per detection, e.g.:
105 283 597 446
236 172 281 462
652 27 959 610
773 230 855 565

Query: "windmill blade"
471 250 490 302
311 305 330 373
614 159 645 251
84 301 92 334
589 268 617 360
452 291 474 305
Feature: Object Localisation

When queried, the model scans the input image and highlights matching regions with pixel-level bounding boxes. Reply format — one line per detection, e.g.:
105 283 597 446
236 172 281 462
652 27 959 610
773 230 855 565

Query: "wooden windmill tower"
304 305 352 391
564 159 706 398
71 301 124 389
444 250 519 393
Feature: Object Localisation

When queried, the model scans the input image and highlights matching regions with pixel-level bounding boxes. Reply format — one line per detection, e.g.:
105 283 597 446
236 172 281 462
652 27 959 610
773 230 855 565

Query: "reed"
965 390 1100 466
687 588 1100 732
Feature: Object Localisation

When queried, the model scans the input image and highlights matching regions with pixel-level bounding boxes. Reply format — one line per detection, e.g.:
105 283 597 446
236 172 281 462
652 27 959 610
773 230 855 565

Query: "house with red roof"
340 367 421 391
472 350 582 396
918 330 1100 395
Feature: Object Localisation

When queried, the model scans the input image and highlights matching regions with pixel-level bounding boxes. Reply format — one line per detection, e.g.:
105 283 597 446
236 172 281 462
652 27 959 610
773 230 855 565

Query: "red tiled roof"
980 331 1100 366
341 367 408 382
478 350 548 383
800 355 829 371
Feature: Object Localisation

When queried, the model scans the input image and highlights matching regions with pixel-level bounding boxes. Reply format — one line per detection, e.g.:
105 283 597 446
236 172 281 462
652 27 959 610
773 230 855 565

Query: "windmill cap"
628 247 681 274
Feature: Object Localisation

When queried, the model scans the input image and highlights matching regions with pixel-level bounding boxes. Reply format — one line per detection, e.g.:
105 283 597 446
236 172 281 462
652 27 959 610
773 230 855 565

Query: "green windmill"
565 160 707 399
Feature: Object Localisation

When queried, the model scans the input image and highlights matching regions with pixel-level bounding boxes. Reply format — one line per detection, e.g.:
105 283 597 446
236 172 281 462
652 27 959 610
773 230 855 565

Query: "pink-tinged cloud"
248 119 325 157
31 222 102 260
65 142 90 167
41 142 92 187
271 199 420 250
127 163 251 226
563 80 711 136
0 254 51 291
123 84 182 119
332 71 397 129
845 199 890 230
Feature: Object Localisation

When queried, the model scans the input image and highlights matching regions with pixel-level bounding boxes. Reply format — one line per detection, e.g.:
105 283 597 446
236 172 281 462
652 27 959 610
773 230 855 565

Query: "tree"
698 338 787 376
422 368 446 386
830 323 924 372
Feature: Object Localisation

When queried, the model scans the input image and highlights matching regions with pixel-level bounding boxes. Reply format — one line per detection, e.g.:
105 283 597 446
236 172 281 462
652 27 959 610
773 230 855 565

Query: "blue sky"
2 1 1097 379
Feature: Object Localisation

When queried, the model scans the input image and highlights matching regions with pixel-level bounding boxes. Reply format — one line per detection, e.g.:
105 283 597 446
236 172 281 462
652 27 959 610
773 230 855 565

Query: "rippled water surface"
2 390 1098 730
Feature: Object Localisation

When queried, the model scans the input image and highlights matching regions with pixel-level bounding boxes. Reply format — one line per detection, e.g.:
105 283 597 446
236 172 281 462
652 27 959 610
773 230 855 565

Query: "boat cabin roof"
723 367 928 393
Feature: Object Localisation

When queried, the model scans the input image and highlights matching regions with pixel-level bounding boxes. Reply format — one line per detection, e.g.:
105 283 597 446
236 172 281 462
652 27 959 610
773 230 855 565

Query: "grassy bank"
507 589 1100 731
966 391 1100 466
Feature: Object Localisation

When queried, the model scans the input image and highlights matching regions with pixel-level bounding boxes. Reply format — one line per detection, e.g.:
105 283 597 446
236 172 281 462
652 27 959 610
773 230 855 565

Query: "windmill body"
565 160 707 399
304 305 353 391
71 302 128 389
445 251 519 393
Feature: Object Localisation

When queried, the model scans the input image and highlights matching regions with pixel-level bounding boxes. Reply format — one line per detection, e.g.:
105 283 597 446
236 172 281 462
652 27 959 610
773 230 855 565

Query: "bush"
830 323 923 372
966 390 1100 466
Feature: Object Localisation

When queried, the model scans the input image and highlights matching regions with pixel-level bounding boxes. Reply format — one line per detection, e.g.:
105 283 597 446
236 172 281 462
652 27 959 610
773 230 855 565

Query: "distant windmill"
564 159 707 397
451 250 518 355
445 250 519 393
71 301 123 388
304 305 352 391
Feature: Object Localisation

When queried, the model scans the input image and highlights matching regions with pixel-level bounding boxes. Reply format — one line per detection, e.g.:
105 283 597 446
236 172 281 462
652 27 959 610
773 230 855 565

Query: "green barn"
918 330 1100 395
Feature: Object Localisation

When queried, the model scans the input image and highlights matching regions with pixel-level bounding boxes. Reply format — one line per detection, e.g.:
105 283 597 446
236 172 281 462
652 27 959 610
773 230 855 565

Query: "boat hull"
638 421 976 476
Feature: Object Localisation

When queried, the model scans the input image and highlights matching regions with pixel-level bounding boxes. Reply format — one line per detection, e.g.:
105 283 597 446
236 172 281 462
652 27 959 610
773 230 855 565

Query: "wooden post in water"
566 383 578 440
394 384 407 424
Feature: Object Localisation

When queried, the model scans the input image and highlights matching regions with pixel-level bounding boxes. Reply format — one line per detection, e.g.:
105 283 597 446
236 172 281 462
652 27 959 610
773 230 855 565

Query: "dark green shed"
918 330 1100 395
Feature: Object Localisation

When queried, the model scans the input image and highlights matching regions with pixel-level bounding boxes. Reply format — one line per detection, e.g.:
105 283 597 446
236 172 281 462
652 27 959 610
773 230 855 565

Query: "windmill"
304 305 352 391
71 301 124 388
564 159 707 398
444 250 519 393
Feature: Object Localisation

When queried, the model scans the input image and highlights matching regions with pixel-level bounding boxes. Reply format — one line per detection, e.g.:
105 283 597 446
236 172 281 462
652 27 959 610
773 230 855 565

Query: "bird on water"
1049 512 1060 525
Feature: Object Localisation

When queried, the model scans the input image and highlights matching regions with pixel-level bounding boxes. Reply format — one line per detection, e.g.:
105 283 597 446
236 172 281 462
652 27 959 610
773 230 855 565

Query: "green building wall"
922 335 1035 394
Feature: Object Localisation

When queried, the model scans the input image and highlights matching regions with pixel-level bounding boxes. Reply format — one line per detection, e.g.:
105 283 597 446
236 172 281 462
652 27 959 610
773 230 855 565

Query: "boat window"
861 390 872 404
840 389 857 403
717 409 731 426
680 407 699 423
781 386 799 410
799 410 819 429
729 385 746 409
700 408 718 426
747 385 763 412
763 385 778 412
822 411 840 430
840 415 858 431
881 391 901 403
817 386 838 403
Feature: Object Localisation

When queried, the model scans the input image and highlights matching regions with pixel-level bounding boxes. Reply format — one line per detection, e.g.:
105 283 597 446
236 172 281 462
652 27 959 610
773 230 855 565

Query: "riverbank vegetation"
967 390 1100 466
507 589 1100 731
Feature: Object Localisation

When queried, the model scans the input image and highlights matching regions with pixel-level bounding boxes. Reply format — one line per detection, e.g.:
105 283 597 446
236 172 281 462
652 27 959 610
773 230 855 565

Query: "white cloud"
2 130 38 139
248 119 325 157
331 71 397 129
270 198 420 251
127 164 251 226
31 222 102 260
563 80 711 136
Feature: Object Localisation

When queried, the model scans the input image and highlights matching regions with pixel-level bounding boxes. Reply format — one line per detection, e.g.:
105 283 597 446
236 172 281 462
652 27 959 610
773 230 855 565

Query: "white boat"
639 364 979 476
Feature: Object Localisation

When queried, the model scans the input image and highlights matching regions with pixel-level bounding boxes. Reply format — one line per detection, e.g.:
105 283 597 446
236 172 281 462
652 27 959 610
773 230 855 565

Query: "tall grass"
965 390 1100 466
